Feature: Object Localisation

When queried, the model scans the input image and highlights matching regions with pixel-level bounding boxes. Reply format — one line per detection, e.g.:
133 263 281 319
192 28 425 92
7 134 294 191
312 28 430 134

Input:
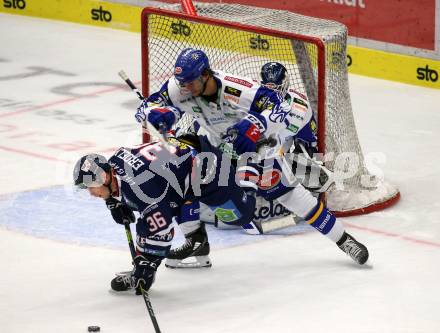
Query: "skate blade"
108 289 135 296
165 255 212 269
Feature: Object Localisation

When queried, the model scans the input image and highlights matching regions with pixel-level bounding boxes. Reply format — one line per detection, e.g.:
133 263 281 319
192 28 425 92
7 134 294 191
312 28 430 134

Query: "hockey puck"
88 326 100 332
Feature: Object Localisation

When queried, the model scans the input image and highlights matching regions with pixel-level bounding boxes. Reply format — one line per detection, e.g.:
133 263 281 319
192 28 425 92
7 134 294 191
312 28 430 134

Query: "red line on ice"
0 145 70 162
345 222 440 248
0 81 141 118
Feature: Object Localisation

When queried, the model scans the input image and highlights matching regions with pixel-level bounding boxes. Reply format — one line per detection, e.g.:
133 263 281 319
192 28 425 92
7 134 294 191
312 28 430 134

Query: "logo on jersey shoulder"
292 91 308 101
293 97 308 108
224 86 242 97
224 76 253 88
293 100 308 112
255 96 274 110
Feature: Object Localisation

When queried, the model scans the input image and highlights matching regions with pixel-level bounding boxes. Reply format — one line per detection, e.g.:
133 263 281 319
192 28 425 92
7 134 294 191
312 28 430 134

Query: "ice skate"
165 224 212 268
337 232 369 265
110 270 135 292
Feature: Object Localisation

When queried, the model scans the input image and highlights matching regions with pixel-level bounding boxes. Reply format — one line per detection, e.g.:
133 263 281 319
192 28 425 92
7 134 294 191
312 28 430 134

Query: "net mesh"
142 2 400 215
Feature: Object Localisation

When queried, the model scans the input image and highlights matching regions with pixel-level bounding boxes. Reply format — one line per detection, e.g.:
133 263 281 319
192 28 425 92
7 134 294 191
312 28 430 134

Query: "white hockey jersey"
147 70 295 148
276 88 317 155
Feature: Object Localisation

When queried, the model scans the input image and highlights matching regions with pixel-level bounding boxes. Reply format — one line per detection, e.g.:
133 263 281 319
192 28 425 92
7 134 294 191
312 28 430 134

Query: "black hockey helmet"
73 154 111 189
260 62 290 96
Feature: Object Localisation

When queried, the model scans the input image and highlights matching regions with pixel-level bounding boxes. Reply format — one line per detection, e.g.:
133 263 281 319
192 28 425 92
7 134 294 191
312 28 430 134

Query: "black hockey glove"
132 254 162 292
105 198 135 225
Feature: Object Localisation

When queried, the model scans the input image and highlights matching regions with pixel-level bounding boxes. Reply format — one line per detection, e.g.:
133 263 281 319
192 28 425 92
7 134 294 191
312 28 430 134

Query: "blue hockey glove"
135 101 181 131
105 198 135 225
132 254 162 292
222 113 266 154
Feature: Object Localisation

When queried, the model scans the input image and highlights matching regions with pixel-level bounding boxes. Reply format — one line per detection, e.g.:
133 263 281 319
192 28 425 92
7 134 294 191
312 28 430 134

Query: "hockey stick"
117 70 170 148
297 142 334 193
123 223 162 333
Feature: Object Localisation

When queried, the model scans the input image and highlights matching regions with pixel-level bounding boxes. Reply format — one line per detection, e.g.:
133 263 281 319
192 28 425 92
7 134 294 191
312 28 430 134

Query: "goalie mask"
174 48 210 85
73 154 111 189
260 62 290 97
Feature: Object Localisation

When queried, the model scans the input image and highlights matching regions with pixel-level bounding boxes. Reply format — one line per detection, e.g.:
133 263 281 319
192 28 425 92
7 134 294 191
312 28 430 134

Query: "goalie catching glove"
105 198 135 225
135 101 182 131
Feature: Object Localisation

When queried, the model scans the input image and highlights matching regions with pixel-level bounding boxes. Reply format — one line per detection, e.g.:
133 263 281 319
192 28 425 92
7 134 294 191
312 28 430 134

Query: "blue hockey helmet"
260 62 290 96
73 154 111 189
174 48 210 85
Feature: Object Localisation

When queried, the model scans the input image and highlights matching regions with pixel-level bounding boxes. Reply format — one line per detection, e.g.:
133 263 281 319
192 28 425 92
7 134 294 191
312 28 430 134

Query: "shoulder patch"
224 86 242 97
293 97 308 108
224 76 253 88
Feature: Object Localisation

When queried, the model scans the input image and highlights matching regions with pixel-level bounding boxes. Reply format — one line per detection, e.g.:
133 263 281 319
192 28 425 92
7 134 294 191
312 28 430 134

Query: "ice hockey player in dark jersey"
73 135 259 293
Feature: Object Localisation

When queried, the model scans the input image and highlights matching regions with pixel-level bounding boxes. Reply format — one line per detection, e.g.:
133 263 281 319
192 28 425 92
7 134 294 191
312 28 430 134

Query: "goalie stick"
123 223 162 333
296 142 334 193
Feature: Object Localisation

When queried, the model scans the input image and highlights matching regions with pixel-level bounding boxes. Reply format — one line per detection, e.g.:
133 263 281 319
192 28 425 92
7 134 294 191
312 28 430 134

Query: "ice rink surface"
1 13 440 333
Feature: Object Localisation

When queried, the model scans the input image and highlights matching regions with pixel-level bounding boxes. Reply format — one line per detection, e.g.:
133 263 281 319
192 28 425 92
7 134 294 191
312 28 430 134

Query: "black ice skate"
111 270 135 292
337 232 369 265
165 224 212 269
110 270 144 295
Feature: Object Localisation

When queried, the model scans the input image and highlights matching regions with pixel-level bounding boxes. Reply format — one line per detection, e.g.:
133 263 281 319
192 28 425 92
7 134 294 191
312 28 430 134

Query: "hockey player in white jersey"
135 49 369 266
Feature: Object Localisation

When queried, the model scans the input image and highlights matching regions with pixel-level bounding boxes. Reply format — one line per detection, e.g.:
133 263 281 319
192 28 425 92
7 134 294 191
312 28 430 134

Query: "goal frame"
141 6 327 154
140 5 400 217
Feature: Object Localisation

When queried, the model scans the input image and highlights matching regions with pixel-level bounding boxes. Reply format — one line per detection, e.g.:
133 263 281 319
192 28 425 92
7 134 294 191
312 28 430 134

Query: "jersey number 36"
146 212 167 232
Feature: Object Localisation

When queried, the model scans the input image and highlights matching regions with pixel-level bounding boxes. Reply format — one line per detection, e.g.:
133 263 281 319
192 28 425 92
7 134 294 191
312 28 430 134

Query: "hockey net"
141 2 400 216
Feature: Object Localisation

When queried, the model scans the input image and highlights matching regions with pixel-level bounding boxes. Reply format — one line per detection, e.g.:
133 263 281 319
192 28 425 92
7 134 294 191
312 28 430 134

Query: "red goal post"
140 3 400 216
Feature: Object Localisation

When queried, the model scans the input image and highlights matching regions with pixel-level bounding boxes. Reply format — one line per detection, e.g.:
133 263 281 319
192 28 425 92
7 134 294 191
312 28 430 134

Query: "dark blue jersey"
108 140 196 257
107 136 257 257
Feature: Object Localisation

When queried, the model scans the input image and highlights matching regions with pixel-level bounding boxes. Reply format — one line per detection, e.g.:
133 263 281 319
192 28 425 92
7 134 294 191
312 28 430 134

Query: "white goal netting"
141 2 400 216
